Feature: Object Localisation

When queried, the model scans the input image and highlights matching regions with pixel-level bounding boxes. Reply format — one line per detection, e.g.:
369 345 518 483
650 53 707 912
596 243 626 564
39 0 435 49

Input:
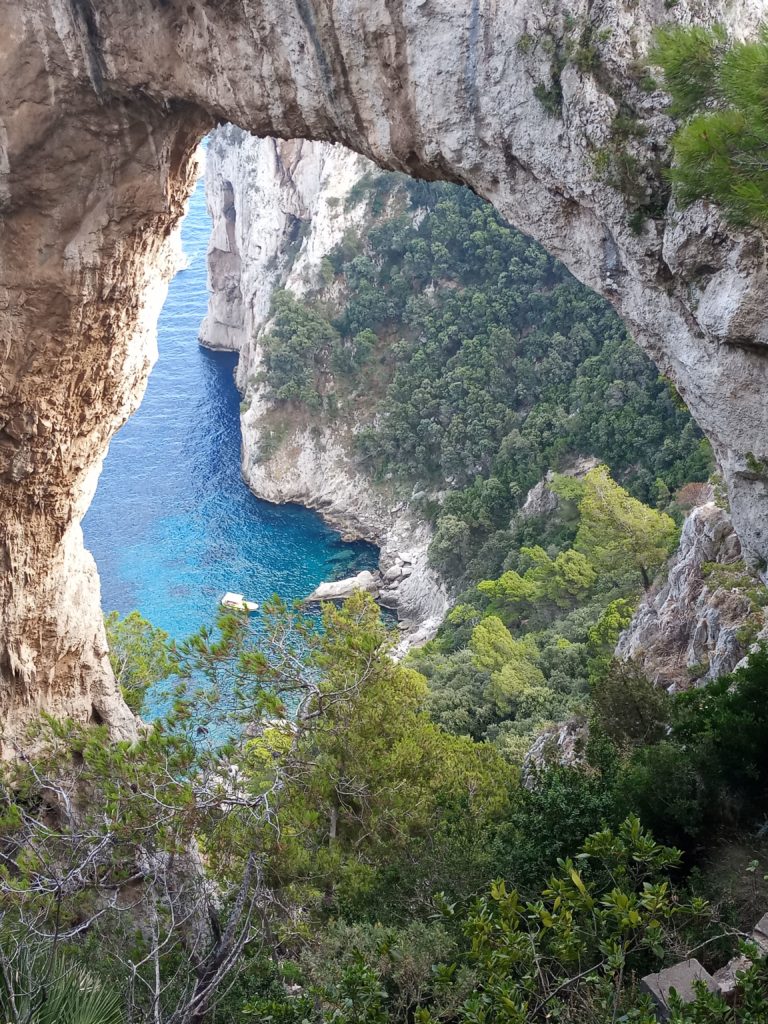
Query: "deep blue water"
83 166 377 642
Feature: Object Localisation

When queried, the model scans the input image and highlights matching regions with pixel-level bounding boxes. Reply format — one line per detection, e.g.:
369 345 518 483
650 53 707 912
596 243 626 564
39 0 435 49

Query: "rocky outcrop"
241 408 449 647
240 358 449 649
522 718 589 788
616 503 762 690
2 0 768 734
203 128 449 646
200 127 371 362
306 570 381 603
519 458 601 519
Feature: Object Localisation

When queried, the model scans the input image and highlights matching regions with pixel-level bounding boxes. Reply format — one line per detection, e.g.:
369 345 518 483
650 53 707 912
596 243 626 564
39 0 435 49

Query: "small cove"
83 162 378 643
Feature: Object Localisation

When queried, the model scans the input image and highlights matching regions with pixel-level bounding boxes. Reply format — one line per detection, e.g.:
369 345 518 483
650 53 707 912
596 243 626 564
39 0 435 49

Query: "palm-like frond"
0 952 123 1024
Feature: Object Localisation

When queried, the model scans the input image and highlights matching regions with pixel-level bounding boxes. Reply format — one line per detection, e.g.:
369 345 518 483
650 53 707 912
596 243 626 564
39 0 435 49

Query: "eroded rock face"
522 718 589 788
616 503 761 689
2 0 768 736
200 127 371 363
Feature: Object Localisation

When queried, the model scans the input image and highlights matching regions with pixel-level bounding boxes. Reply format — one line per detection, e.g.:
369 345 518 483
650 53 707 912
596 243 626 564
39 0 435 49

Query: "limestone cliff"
617 502 765 690
2 0 768 735
202 127 448 645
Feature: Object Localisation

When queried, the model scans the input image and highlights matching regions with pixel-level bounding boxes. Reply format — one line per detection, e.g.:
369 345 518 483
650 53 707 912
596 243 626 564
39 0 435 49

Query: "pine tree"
652 24 768 227
575 466 679 590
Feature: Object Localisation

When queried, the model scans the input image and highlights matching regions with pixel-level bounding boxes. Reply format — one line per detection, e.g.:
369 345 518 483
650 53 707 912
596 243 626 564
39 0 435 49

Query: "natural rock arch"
1 0 766 744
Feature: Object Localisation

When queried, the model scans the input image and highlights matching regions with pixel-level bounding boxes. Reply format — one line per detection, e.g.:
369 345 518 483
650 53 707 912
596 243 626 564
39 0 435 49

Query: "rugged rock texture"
306 570 381 603
200 126 371 363
522 717 589 787
242 414 449 646
616 503 762 690
519 458 601 519
2 0 768 734
202 127 448 644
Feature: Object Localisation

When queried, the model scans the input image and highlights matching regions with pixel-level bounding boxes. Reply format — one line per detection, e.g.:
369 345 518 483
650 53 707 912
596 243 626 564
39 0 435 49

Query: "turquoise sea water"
83 168 377 642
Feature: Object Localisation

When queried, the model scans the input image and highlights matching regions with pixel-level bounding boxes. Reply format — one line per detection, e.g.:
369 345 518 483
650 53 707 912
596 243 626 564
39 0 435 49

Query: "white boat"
220 592 259 613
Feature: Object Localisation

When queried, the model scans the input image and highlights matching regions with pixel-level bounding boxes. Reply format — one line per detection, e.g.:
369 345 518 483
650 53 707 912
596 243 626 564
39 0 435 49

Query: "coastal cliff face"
200 127 370 363
2 0 768 735
202 127 449 644
617 502 765 690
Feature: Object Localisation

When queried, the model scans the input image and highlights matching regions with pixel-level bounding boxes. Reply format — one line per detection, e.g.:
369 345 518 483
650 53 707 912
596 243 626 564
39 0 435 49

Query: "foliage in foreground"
0 954 123 1024
2 600 768 1022
652 24 768 228
0 595 511 1022
243 817 767 1024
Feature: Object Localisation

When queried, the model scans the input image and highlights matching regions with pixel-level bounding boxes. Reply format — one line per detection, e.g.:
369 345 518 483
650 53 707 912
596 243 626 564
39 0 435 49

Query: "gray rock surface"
1 0 767 735
306 570 381 603
522 718 589 787
641 959 718 1020
616 503 761 689
713 956 752 1001
520 480 560 521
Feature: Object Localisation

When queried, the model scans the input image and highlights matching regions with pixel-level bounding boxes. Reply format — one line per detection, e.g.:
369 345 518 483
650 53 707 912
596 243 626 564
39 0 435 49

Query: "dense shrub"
653 24 768 227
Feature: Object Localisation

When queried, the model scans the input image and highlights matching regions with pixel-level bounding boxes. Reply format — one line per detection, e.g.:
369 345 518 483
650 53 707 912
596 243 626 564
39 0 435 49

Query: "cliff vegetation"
1 598 768 1023
256 175 711 592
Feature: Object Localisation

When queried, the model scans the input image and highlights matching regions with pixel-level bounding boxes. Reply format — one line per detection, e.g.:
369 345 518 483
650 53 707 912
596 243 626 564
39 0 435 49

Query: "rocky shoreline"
201 127 449 649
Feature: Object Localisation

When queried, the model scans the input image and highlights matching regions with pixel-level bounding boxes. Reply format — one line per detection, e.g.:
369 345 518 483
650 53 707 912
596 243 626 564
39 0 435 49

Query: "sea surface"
83 164 377 643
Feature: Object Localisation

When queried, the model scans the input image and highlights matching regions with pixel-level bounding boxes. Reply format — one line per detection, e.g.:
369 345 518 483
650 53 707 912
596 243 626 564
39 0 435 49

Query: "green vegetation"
8 135 768 1022
2 597 768 1023
259 290 341 408
105 609 173 714
0 954 123 1024
652 24 768 227
411 466 679 759
258 177 711 591
574 465 679 591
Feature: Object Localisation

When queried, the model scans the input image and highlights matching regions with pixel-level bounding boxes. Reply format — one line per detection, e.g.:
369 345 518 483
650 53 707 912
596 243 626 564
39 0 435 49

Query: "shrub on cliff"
602 645 768 851
574 466 679 592
653 24 768 227
0 594 514 1020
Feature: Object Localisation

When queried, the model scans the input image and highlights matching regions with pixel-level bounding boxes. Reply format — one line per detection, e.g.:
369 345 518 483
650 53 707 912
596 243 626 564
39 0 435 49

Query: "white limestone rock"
306 570 381 603
616 503 760 689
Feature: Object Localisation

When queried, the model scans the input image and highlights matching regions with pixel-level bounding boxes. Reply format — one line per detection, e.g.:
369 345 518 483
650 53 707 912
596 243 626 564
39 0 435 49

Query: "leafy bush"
105 609 173 715
611 646 768 850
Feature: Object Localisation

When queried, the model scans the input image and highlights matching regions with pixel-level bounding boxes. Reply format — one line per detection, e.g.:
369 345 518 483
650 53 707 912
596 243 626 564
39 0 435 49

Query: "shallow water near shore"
83 165 378 644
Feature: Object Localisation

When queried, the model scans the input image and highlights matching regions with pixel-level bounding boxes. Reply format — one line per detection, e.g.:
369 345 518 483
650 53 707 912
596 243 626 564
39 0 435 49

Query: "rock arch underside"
1 0 768 745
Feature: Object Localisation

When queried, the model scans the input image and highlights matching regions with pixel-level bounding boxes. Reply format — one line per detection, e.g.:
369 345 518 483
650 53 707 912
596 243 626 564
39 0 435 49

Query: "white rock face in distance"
203 127 450 648
200 129 371 362
306 571 381 603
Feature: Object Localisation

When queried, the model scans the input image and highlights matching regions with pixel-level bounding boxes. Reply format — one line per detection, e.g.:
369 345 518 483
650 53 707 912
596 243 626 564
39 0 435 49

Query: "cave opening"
2 0 766 746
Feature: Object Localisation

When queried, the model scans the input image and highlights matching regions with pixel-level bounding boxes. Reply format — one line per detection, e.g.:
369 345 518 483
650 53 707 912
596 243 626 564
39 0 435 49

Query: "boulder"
751 912 768 953
305 570 380 603
640 959 718 1020
713 955 752 1002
